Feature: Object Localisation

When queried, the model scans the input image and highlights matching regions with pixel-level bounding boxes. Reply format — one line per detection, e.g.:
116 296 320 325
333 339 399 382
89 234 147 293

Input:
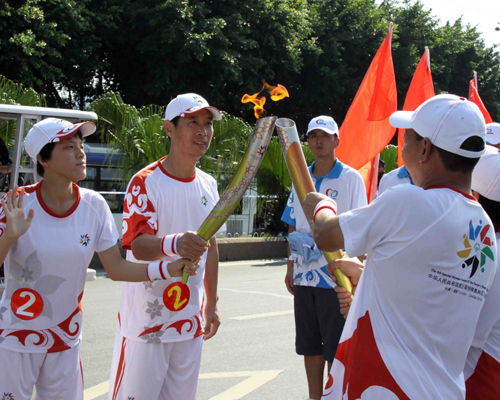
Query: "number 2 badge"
163 282 190 312
11 288 44 320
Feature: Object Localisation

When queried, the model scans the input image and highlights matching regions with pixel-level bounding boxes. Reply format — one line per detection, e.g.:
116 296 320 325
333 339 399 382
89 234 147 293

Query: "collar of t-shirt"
425 185 477 202
309 160 344 193
397 165 414 185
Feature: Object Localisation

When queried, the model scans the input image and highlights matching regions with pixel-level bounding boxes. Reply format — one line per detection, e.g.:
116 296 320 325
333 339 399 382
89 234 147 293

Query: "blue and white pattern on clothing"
281 159 367 288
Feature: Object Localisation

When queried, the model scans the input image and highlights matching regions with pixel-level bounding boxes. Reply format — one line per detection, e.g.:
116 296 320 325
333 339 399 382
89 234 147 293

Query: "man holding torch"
108 93 224 400
303 94 497 399
281 115 367 400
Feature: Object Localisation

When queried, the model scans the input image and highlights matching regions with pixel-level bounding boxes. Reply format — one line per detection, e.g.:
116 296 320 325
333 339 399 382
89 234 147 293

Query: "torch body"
182 116 277 283
276 118 353 293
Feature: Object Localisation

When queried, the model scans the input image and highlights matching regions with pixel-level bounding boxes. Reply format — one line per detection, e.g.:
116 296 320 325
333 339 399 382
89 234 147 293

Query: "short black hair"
414 131 482 174
478 194 500 233
170 116 180 127
36 131 83 177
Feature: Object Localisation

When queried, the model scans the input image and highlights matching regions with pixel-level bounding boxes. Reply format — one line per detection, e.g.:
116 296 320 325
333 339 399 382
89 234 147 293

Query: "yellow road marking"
83 370 283 400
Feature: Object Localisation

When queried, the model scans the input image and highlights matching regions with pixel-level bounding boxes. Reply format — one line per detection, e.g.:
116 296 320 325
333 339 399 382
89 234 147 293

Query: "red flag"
397 48 435 166
358 155 379 202
469 77 493 124
336 24 397 202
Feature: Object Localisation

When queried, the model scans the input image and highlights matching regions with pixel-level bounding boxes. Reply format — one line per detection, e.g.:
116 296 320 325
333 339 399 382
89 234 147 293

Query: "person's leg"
0 347 43 400
316 287 345 364
108 326 170 400
304 355 326 400
294 286 325 400
160 336 203 400
35 344 83 400
316 286 345 393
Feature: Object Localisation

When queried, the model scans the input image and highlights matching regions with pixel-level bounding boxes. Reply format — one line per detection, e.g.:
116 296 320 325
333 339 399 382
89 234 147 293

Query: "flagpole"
425 46 431 72
474 71 478 88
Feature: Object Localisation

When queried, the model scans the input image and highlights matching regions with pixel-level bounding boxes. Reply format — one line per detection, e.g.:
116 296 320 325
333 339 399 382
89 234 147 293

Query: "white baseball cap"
472 145 500 201
164 93 221 121
486 122 500 146
390 94 486 158
306 116 339 138
24 117 96 161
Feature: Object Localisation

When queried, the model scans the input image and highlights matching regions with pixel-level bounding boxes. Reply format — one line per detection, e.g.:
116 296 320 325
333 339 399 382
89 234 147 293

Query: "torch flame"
242 80 289 119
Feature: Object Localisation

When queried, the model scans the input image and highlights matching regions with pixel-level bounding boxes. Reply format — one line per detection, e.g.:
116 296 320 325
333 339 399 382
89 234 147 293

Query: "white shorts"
108 326 203 400
0 343 83 400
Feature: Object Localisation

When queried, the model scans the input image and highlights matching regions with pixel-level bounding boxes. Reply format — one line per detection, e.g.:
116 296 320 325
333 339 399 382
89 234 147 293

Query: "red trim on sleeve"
172 234 178 255
159 261 167 280
425 185 477 202
36 181 81 218
157 158 196 182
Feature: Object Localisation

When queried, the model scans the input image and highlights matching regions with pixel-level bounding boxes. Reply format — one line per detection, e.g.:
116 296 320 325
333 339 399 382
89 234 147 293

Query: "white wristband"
147 261 171 281
313 198 338 223
161 234 179 257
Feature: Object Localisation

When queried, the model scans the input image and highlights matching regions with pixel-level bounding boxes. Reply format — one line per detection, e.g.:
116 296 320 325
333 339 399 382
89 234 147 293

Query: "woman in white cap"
464 145 500 398
0 118 198 400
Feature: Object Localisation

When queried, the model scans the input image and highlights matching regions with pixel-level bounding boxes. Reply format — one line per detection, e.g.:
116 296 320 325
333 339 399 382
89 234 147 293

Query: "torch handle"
182 265 190 285
322 250 353 292
181 230 212 284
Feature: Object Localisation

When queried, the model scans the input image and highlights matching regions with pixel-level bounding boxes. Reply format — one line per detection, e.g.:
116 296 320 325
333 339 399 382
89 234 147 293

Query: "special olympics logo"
457 219 495 278
192 96 204 104
326 188 338 199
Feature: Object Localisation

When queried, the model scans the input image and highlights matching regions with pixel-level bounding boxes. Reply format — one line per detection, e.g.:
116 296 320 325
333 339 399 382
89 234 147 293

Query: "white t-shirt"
281 160 367 288
377 165 413 197
463 232 500 395
323 184 497 400
0 182 118 353
118 157 222 343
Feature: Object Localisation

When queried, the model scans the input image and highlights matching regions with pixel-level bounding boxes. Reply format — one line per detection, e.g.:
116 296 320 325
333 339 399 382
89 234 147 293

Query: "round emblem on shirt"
11 288 44 320
326 188 338 199
163 282 190 312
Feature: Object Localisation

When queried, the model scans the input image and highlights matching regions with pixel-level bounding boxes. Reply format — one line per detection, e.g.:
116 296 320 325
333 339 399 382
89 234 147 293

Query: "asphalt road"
78 259 316 400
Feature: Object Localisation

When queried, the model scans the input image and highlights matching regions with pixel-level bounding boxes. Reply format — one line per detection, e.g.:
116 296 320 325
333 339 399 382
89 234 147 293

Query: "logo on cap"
192 96 203 104
62 124 78 133
487 128 493 135
316 119 326 126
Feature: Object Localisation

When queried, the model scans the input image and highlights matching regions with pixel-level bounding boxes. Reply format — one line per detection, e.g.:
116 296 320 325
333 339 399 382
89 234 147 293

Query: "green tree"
90 92 167 187
90 91 255 191
0 75 46 145
0 0 121 109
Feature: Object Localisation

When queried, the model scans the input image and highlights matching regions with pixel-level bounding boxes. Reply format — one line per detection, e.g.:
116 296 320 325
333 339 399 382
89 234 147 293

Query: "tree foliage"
1 0 499 124
0 75 46 145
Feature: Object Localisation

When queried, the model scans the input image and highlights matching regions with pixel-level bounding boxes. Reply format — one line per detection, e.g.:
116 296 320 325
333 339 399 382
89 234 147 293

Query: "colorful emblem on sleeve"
457 220 495 278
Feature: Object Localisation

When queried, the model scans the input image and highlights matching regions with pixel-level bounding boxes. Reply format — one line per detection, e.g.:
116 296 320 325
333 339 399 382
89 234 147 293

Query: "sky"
385 0 500 48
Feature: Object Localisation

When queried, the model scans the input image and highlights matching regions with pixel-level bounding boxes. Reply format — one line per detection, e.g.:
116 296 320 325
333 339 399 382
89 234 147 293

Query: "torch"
182 116 277 283
276 118 353 293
